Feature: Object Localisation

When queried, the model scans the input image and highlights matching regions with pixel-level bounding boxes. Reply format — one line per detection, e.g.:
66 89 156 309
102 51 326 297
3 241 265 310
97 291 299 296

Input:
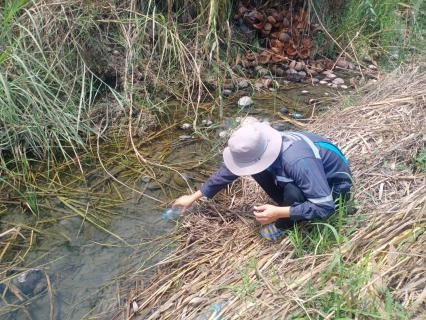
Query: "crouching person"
173 122 353 241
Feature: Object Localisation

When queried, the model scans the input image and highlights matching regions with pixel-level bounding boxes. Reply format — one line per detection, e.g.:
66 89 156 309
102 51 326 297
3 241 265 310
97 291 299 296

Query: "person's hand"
173 195 195 213
253 204 289 225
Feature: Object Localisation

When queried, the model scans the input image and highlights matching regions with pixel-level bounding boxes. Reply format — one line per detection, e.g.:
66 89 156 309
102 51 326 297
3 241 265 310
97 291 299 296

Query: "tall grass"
0 0 238 204
314 0 426 66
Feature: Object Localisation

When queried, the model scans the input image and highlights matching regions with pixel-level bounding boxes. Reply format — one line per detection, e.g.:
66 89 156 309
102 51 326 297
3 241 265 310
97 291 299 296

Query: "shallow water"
0 70 355 319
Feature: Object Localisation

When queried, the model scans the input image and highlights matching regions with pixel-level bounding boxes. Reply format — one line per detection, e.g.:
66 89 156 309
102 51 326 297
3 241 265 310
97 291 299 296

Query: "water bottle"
162 205 193 220
290 113 302 119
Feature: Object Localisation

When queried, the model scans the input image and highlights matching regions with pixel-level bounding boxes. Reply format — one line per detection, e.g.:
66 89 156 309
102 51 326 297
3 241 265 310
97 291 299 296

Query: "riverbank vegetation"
1 0 426 318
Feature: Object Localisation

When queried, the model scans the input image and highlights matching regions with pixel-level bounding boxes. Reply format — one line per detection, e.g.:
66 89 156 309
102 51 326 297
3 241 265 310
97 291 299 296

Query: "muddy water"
0 71 355 320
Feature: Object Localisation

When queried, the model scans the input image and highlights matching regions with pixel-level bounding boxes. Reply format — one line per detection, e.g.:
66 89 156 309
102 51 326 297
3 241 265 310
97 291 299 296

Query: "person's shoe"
260 223 287 241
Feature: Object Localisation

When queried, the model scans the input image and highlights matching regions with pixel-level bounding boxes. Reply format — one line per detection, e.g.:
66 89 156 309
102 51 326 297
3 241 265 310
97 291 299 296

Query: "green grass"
412 147 426 173
224 256 263 302
296 253 411 319
288 195 356 258
313 0 426 65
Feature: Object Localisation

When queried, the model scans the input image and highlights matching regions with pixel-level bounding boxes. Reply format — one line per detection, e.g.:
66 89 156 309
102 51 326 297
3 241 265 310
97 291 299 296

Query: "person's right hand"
173 195 195 213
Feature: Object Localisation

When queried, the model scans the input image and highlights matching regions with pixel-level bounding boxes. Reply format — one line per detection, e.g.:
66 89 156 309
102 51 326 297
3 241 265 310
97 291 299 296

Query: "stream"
0 72 355 319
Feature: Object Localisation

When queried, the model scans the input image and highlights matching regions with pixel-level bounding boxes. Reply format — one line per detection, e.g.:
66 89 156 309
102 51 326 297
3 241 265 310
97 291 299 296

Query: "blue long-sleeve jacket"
199 132 353 221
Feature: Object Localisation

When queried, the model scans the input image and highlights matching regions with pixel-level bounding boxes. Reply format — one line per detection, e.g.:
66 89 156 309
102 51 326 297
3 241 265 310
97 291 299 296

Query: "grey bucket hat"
223 122 282 175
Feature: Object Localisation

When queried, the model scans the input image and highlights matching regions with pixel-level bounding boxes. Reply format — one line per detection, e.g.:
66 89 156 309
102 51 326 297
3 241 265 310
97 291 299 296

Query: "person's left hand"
253 204 282 225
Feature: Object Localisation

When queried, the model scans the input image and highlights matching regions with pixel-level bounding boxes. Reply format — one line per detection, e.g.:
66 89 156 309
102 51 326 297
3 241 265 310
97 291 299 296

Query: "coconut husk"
123 67 426 320
285 45 298 56
298 48 310 60
257 51 271 65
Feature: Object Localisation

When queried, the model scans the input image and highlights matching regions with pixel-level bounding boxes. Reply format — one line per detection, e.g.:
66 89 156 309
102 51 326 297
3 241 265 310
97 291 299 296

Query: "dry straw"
123 67 426 319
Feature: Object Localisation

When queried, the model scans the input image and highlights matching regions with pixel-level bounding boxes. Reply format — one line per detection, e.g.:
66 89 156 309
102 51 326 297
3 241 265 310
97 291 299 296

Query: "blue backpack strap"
314 141 348 164
291 132 321 159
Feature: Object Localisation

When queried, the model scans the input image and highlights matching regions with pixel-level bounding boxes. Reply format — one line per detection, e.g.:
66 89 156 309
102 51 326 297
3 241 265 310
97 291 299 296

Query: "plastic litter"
162 204 194 220
289 113 302 119
197 300 231 320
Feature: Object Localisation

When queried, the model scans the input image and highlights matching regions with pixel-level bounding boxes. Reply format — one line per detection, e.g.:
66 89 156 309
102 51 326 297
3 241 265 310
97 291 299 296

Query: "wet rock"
319 80 328 85
223 83 235 90
237 80 249 89
298 71 307 77
325 73 337 80
279 107 289 114
340 85 348 89
286 68 298 74
173 172 190 188
201 119 213 126
368 64 378 70
332 78 345 85
294 62 305 71
301 90 309 95
181 123 192 130
335 59 349 69
12 270 44 296
146 181 161 191
300 77 312 84
271 122 286 131
311 78 320 84
223 89 232 96
141 175 151 183
238 96 254 108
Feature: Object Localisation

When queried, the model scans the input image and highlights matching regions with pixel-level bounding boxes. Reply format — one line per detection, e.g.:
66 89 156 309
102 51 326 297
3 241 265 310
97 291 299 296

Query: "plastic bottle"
290 113 302 119
162 205 193 220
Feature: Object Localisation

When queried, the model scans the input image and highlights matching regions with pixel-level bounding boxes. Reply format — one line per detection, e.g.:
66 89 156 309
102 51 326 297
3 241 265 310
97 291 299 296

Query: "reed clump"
122 67 426 319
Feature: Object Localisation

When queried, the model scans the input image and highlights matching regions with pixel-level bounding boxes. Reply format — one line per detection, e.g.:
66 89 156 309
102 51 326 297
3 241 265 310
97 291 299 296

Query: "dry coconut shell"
301 38 313 49
305 67 318 76
270 39 284 52
263 22 272 32
298 48 310 60
267 16 276 24
244 50 258 61
283 41 291 49
323 60 334 70
269 31 280 39
286 45 298 56
271 53 287 63
258 51 271 64
253 20 266 30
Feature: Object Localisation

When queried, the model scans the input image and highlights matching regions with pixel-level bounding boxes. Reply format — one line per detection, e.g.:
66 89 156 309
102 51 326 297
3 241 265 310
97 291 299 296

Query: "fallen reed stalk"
123 66 426 319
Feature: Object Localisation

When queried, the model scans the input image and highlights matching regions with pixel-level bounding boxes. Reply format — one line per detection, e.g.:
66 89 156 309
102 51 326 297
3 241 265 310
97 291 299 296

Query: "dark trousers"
251 170 351 230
